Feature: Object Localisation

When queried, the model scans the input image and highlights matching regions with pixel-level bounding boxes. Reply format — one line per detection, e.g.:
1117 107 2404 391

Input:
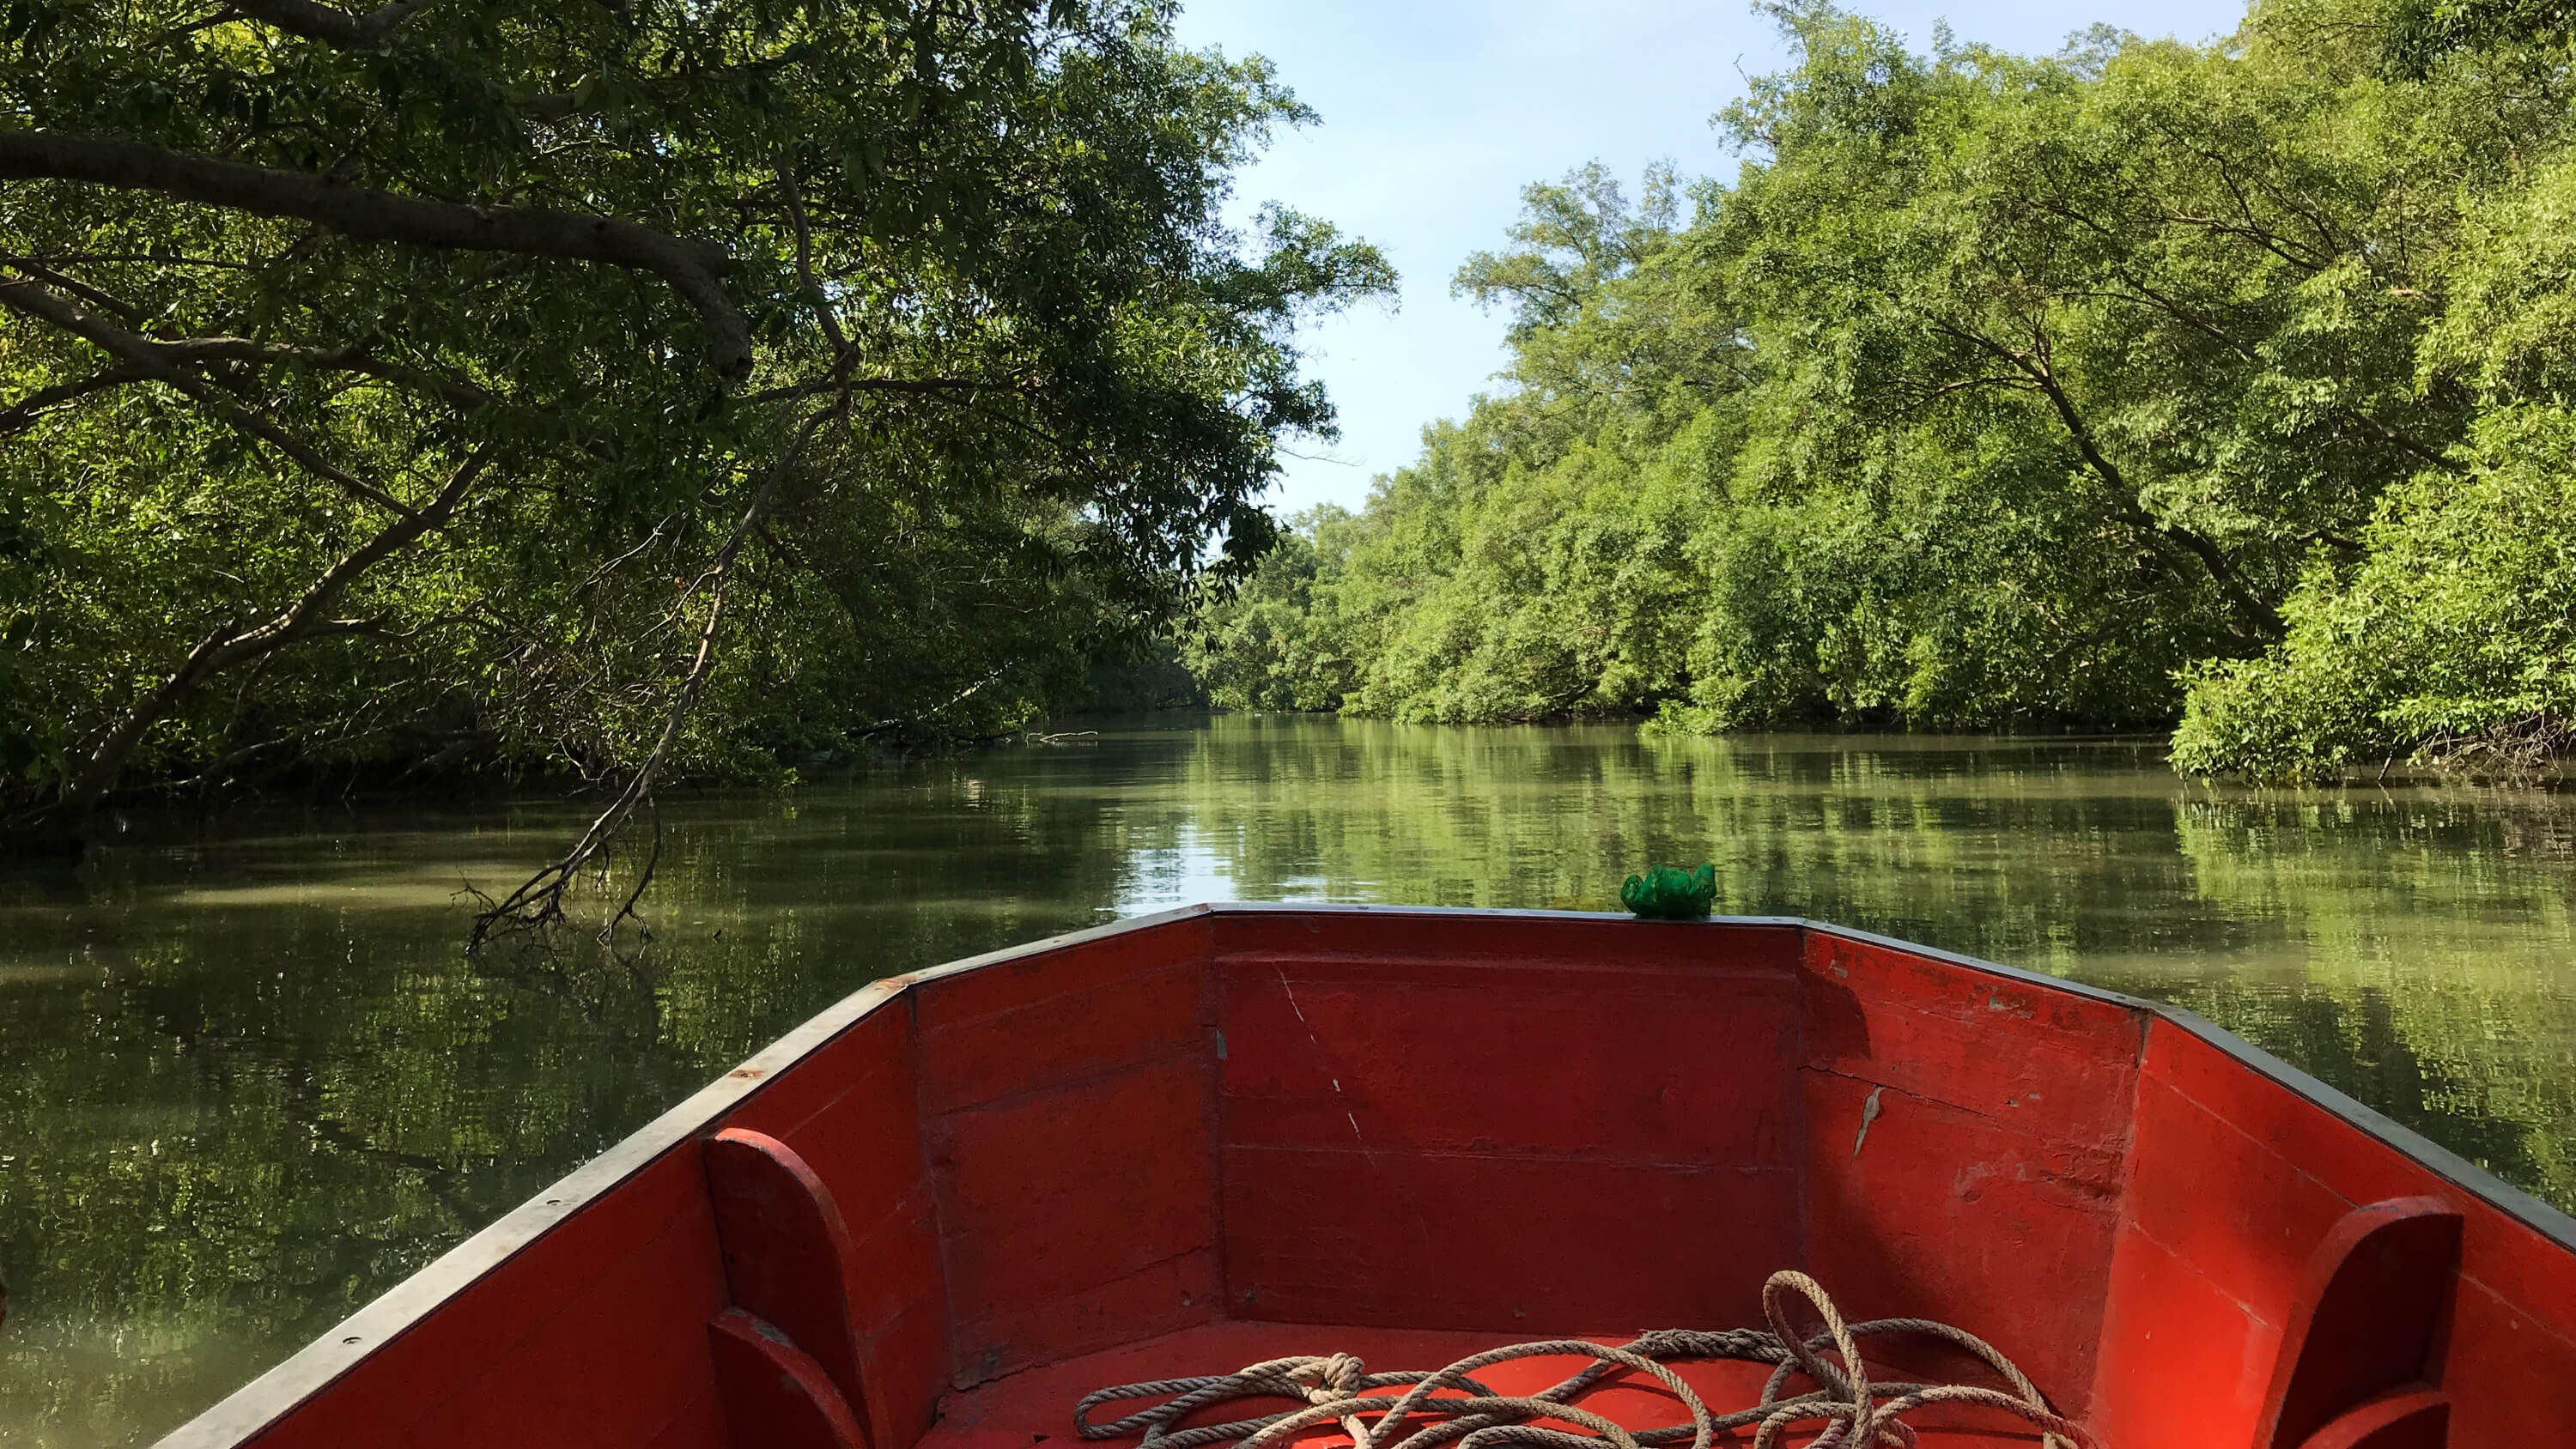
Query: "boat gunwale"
155 902 2576 1448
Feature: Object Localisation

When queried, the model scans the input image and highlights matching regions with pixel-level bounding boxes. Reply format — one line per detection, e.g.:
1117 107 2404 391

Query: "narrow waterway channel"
3 716 2572 1446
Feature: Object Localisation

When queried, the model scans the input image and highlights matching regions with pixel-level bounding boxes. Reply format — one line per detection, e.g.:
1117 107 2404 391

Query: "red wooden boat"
156 906 2576 1449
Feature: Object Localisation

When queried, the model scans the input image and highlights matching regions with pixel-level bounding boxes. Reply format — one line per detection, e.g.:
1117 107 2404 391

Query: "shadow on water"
1 715 2570 1445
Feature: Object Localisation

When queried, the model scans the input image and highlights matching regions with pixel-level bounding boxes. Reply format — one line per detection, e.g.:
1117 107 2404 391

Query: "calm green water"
3 716 2573 1446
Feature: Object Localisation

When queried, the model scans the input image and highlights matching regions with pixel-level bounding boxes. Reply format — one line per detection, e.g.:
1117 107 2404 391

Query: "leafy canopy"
0 0 1393 861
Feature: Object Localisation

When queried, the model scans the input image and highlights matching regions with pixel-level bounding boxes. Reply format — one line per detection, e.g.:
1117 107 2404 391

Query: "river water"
3 716 2573 1445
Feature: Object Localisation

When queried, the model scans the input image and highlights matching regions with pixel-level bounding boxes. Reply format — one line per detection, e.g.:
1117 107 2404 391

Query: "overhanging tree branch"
777 155 851 361
0 130 750 379
146 333 506 416
5 255 150 323
228 0 438 50
0 272 420 515
2032 197 2464 475
2 276 426 513
1929 314 2286 641
0 325 514 437
0 367 143 436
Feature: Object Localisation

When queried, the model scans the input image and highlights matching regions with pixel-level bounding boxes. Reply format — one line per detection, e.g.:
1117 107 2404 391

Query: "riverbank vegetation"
0 0 1389 869
1186 0 2576 782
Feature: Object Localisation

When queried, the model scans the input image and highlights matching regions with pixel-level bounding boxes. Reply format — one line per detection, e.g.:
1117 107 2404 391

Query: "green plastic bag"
1620 862 1716 920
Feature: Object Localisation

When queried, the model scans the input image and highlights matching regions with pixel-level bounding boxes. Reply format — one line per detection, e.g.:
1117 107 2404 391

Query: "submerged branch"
471 409 835 949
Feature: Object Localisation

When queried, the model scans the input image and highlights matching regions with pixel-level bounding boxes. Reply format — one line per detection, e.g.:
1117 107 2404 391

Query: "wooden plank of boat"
153 906 2576 1449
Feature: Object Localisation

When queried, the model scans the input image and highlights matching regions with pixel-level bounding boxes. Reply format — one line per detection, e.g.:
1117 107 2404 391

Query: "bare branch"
13 251 254 270
155 333 505 415
777 156 850 361
743 375 1022 405
3 257 149 323
0 130 750 379
1899 373 2035 409
1 313 512 436
513 53 803 123
603 803 664 943
575 508 686 593
2033 198 2464 475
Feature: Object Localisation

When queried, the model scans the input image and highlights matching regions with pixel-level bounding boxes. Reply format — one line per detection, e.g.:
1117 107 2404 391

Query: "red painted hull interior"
161 908 2576 1449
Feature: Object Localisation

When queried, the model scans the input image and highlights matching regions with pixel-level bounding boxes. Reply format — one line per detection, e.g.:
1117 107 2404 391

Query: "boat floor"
922 1320 2050 1449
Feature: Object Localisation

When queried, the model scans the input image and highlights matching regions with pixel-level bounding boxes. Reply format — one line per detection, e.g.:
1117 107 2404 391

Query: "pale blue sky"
1167 0 2254 517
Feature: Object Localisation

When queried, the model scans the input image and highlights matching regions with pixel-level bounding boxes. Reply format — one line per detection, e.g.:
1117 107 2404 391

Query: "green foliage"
1182 504 1369 711
0 0 1391 822
1188 0 2576 778
2172 407 2576 779
2174 139 2576 780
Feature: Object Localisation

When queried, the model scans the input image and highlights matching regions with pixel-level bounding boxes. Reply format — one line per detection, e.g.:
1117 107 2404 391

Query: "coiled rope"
1075 1271 2097 1449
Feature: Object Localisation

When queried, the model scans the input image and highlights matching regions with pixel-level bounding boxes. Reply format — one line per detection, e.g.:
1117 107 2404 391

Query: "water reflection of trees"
2144 794 2576 1210
1175 717 2215 961
0 761 1163 1446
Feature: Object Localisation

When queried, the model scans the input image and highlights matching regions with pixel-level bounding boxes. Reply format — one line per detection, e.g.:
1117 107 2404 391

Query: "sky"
1165 0 2256 518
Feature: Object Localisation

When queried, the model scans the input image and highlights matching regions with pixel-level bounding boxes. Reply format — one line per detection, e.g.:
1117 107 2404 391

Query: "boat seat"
700 1130 2056 1449
922 1319 2053 1449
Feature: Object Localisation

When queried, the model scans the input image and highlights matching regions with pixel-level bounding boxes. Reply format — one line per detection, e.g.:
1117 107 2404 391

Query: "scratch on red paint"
1852 1086 1885 1157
